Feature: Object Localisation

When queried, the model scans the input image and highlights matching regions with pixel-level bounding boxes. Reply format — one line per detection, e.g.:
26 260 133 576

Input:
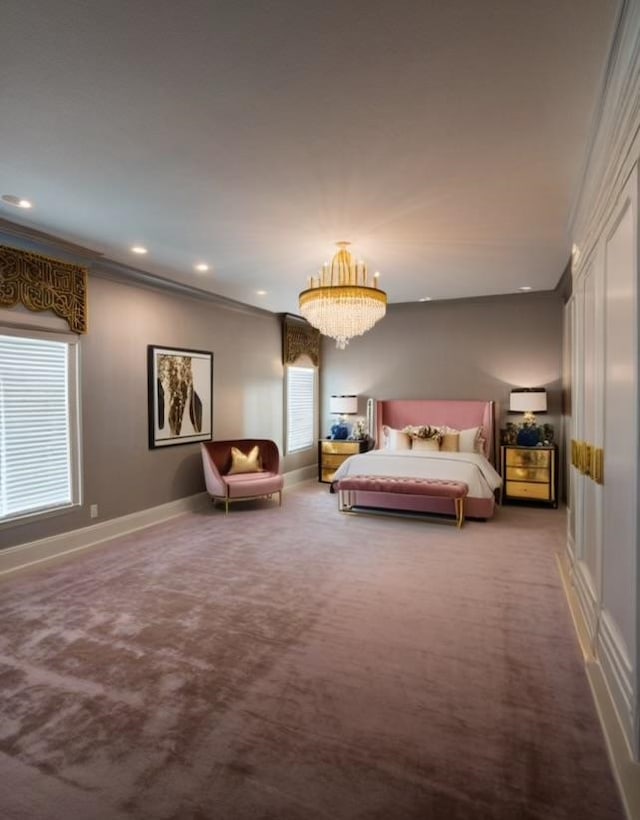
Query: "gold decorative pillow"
444 425 483 453
412 438 440 452
440 432 460 452
228 445 263 475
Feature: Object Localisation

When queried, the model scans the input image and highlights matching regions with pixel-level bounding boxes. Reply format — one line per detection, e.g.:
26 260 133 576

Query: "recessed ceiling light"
131 246 148 255
2 194 33 209
519 286 532 292
194 263 209 272
418 297 432 302
256 290 267 296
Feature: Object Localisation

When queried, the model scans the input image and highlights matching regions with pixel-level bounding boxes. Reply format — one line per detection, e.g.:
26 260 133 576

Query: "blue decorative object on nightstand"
516 426 540 446
330 423 349 440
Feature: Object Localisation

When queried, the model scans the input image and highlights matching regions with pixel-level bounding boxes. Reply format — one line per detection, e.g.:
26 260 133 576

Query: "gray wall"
321 292 564 446
1 268 563 551
1 270 314 550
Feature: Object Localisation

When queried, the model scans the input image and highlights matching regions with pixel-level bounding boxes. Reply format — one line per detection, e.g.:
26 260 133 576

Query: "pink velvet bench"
335 475 469 528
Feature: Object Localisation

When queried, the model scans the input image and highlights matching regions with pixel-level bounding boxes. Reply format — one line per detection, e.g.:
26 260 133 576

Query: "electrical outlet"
90 504 99 519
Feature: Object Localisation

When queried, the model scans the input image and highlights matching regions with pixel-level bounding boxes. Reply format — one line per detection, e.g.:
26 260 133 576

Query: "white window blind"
0 333 78 521
286 366 315 453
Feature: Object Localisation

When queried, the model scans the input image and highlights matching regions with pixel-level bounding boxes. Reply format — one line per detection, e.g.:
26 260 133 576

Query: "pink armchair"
201 439 283 513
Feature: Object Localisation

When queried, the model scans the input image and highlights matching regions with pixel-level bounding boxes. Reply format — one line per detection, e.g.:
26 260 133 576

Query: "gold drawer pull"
571 439 582 471
571 439 583 471
571 439 604 483
593 447 604 484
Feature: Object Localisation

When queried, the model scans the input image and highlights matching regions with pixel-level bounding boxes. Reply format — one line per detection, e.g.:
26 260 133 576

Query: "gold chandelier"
299 241 387 349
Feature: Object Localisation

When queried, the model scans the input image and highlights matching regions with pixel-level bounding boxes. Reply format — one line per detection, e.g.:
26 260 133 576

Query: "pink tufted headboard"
374 399 496 464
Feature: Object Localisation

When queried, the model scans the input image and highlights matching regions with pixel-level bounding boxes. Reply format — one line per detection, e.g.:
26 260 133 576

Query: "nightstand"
501 445 558 507
318 439 368 483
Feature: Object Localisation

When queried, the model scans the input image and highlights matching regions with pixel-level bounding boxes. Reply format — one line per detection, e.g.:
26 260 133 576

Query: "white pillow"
412 438 440 452
382 425 411 450
445 426 484 454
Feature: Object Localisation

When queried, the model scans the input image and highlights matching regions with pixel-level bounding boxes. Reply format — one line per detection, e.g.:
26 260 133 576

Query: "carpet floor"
0 484 624 820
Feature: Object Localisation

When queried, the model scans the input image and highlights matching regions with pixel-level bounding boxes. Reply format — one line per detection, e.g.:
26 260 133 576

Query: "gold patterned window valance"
0 244 87 333
282 314 320 367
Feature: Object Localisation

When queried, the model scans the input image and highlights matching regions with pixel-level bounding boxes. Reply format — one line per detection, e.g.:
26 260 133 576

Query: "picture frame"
147 345 213 449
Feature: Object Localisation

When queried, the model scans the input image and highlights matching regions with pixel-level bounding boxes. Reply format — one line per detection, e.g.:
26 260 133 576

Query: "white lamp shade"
510 390 547 413
330 394 358 415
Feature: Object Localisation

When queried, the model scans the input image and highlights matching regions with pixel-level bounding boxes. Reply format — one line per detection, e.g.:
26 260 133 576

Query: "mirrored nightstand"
501 444 558 507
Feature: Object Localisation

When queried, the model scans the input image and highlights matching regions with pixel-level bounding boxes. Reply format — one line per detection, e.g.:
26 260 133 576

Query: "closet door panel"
581 269 599 591
564 298 576 548
602 185 637 673
571 282 586 566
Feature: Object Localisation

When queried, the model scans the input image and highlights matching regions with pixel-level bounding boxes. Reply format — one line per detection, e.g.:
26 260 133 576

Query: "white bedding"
332 450 502 499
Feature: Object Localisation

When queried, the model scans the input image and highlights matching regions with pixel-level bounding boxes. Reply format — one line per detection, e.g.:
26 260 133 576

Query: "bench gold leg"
339 490 353 512
225 497 229 515
455 498 465 528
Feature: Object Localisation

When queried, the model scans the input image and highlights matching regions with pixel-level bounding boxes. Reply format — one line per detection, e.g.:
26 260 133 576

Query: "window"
0 329 80 523
286 365 315 453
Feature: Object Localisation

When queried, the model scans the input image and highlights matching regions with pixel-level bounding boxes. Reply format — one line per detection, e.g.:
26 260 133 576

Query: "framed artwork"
147 345 213 449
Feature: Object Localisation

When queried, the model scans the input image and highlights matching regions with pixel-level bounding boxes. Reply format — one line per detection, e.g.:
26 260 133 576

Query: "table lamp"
510 389 547 445
329 394 358 440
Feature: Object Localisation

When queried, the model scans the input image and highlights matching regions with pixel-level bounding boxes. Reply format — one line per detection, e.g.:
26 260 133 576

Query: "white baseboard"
599 610 635 752
0 468 318 577
0 492 210 577
573 559 600 646
556 552 593 659
585 661 640 820
283 464 317 487
557 552 640 820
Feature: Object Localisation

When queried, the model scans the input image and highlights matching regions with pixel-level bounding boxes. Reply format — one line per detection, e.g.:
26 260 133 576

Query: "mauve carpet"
0 485 624 820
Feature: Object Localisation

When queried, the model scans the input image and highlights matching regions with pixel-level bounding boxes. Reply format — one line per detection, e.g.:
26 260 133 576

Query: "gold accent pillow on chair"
228 445 264 475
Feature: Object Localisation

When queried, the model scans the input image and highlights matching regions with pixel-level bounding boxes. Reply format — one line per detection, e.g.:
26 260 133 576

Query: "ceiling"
0 0 619 312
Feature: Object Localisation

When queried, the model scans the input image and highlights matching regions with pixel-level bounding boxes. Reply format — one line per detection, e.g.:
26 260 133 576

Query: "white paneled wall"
570 168 639 758
601 174 638 747
567 1 640 768
571 261 603 640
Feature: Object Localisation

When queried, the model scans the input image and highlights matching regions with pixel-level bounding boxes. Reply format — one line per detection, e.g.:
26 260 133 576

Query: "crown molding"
0 216 274 320
0 216 104 260
570 0 640 279
93 261 275 318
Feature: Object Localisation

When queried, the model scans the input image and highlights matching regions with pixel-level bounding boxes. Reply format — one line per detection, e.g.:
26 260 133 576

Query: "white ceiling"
0 0 619 312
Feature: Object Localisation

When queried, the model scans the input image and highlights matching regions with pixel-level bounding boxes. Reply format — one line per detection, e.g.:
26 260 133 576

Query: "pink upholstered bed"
333 399 501 520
